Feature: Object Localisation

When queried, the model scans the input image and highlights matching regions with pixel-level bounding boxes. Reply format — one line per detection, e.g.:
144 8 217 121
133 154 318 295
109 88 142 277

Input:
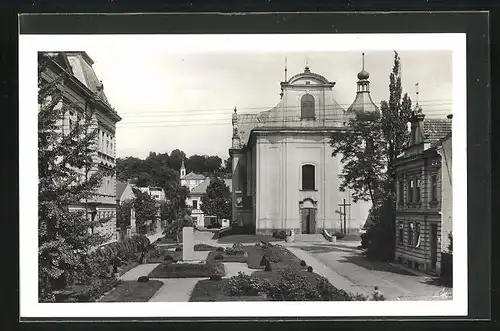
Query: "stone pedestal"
182 227 195 261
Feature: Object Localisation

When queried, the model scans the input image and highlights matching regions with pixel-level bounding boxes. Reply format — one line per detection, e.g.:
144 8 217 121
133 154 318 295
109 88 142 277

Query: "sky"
85 46 452 160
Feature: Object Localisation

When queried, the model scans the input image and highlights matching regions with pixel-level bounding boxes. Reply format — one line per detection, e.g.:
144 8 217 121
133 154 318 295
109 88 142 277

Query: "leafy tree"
330 51 412 261
330 111 387 204
132 188 158 234
38 54 112 302
200 177 232 222
168 149 186 171
116 200 133 229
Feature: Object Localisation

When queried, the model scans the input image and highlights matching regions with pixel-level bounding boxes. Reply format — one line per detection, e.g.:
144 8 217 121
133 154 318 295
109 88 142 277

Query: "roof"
65 52 111 106
424 119 452 146
190 178 232 195
181 172 206 180
115 181 128 200
346 91 379 113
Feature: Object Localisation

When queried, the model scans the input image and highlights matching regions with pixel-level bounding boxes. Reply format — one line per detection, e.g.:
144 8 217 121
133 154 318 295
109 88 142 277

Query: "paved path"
289 241 452 301
287 247 371 296
120 263 160 281
148 278 206 302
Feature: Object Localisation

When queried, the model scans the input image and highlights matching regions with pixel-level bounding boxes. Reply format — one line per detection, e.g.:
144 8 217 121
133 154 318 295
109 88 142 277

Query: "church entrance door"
301 208 316 234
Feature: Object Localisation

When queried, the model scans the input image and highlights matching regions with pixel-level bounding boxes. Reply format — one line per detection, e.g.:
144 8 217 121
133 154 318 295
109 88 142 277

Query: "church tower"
180 160 186 178
347 53 379 113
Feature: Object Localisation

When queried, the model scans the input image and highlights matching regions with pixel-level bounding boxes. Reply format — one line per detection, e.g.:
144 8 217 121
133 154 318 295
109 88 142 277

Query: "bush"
216 247 224 252
300 260 307 267
265 268 320 301
225 243 245 256
137 276 149 283
175 247 182 252
208 262 225 281
307 266 313 272
316 276 368 301
214 253 224 260
259 255 268 267
226 272 267 296
272 230 287 240
264 259 272 271
57 278 122 302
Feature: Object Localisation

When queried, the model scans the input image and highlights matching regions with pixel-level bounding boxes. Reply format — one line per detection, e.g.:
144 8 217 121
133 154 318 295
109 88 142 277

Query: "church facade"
229 57 375 235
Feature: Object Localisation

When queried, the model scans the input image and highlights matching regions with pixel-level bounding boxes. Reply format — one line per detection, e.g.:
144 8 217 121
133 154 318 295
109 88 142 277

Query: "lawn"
189 279 267 302
148 261 225 278
146 250 183 263
194 244 218 251
217 234 284 244
244 244 304 270
98 280 164 302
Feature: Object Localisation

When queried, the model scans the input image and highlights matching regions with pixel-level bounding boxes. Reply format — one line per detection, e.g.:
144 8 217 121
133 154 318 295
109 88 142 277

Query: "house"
229 57 374 236
393 107 452 276
116 181 136 236
39 51 121 244
180 161 206 190
186 177 233 228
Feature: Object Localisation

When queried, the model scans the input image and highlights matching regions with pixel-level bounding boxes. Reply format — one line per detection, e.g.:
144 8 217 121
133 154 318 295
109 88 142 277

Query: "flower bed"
98 280 164 302
194 244 217 251
244 243 303 270
189 279 267 302
206 251 248 263
148 261 225 278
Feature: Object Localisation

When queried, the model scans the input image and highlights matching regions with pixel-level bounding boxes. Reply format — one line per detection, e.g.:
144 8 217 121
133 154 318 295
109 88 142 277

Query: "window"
415 178 421 203
415 223 421 248
192 200 198 210
300 94 315 119
302 164 315 190
431 175 438 202
398 180 404 205
398 222 404 244
408 179 414 203
408 223 414 246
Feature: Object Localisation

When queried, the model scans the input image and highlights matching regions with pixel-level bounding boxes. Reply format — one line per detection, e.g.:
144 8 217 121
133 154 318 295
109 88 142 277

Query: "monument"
182 226 195 261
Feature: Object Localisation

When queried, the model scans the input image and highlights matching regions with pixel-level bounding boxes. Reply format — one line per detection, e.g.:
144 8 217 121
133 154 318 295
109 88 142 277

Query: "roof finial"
284 57 288 81
304 57 310 72
415 82 419 106
234 106 237 113
362 52 365 70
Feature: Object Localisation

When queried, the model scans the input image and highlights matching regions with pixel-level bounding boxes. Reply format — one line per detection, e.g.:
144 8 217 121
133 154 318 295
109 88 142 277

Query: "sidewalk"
286 247 372 297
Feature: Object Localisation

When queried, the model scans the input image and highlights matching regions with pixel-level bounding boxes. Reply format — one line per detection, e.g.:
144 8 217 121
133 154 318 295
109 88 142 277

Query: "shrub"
307 266 313 272
259 255 268 267
265 268 319 301
272 230 287 240
226 272 267 296
264 259 272 271
137 276 149 283
300 260 307 267
216 247 225 252
371 286 385 301
225 243 245 256
214 253 224 260
316 276 368 301
175 247 182 252
59 278 121 302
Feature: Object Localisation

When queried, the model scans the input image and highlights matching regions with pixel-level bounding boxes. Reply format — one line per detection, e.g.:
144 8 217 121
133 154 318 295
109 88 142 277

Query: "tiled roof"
190 178 232 195
115 181 128 200
181 172 206 180
424 119 452 146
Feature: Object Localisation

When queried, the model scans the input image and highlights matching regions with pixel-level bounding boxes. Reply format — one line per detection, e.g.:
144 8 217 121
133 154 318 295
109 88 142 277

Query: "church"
229 55 376 236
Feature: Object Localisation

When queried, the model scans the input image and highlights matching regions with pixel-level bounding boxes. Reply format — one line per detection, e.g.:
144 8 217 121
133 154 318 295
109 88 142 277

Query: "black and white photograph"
19 20 474 319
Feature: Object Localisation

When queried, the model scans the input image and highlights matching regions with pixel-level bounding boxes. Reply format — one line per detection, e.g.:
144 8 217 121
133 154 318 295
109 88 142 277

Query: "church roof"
286 66 334 85
346 91 379 113
181 172 206 180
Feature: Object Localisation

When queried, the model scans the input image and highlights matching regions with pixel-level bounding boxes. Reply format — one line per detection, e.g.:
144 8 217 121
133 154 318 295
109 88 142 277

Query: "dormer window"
301 94 315 120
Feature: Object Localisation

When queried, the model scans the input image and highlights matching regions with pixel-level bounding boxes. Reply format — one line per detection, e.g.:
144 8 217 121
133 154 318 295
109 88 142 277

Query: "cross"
338 199 351 234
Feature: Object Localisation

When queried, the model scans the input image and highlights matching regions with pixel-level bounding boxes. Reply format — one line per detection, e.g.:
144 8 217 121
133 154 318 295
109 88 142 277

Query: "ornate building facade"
40 51 122 243
229 55 376 235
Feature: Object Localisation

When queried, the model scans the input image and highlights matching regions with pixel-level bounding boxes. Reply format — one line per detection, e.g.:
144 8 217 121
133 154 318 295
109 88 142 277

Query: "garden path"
120 264 160 281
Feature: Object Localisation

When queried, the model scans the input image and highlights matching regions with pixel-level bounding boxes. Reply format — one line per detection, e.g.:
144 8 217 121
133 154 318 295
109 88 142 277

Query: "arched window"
301 94 315 120
302 164 315 190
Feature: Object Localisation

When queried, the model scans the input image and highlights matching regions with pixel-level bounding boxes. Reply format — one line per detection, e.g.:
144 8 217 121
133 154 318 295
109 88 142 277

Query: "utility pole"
339 199 351 234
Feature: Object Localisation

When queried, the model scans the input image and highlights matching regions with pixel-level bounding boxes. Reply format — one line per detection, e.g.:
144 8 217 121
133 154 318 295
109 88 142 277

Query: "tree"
200 177 232 222
132 188 158 234
330 111 387 205
116 200 133 229
330 51 412 261
38 54 112 302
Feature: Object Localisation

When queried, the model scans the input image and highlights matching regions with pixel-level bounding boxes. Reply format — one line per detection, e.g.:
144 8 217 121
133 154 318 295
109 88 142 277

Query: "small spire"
362 52 365 70
234 106 237 113
284 57 288 81
415 82 420 106
304 57 310 72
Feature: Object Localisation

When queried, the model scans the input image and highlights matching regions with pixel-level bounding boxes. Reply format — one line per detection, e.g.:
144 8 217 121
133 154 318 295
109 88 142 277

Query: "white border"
20 33 467 318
